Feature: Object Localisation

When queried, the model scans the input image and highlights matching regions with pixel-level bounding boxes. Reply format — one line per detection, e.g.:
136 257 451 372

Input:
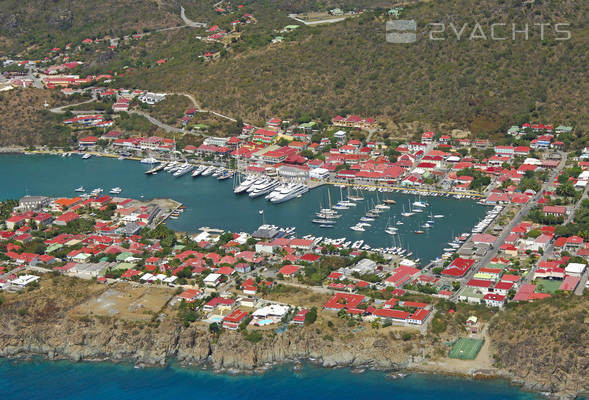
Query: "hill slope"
0 0 186 55
489 294 588 398
114 0 589 135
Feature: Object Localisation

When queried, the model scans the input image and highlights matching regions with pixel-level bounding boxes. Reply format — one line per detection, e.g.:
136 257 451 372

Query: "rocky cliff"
0 311 414 371
0 278 587 400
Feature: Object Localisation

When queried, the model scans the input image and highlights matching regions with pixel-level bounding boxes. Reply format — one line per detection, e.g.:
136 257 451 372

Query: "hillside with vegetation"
0 89 73 147
0 0 587 142
489 294 588 398
0 0 187 56
111 0 588 136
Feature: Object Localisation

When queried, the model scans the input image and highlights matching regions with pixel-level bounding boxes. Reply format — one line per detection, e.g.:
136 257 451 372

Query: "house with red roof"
53 212 79 226
292 309 309 325
222 309 249 330
178 289 202 303
203 297 236 312
384 265 420 287
407 308 431 325
279 264 300 278
324 293 365 312
442 258 475 277
372 308 409 322
543 205 567 217
5 215 28 230
483 293 506 308
421 131 435 143
331 115 377 130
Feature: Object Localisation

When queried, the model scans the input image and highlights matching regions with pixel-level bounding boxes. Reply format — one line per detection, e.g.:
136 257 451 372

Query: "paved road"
574 268 588 295
47 89 238 134
288 13 350 25
180 6 208 28
50 92 97 114
26 67 43 89
128 110 187 134
180 92 199 108
467 152 568 282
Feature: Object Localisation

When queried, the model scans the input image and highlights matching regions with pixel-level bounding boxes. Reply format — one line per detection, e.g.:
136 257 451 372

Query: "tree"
176 267 193 279
209 322 220 335
556 182 576 198
304 307 318 325
277 137 290 146
518 177 541 193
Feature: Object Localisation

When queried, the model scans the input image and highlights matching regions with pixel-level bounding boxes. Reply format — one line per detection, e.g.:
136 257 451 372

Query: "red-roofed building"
384 265 420 287
324 293 365 311
407 308 430 324
372 308 409 322
222 309 249 330
442 258 475 277
279 264 300 277
178 289 201 303
483 293 506 308
53 212 79 226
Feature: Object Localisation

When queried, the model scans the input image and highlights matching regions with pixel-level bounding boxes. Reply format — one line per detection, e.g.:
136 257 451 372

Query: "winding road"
49 90 241 135
180 6 208 28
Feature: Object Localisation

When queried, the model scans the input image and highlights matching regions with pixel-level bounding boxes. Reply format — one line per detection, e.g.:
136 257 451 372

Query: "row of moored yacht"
146 161 234 180
234 175 309 203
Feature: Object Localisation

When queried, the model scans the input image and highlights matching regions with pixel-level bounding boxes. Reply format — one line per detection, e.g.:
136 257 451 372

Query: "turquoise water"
0 154 487 262
0 359 540 400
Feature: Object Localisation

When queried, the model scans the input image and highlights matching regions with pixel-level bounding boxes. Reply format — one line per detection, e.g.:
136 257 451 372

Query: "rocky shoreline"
0 320 582 400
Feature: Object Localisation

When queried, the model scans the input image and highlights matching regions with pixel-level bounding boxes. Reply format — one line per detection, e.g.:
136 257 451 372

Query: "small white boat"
350 225 365 232
82 153 92 159
140 157 158 164
192 165 206 177
110 187 122 194
74 186 85 192
201 166 216 176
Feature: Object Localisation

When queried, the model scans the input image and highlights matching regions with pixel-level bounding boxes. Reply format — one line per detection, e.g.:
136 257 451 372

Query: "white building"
565 263 586 277
350 258 377 275
11 275 40 287
252 304 290 319
309 168 329 180
204 273 222 287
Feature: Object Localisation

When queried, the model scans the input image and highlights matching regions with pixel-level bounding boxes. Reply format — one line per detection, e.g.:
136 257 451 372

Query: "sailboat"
382 192 396 204
336 186 356 208
401 203 414 217
374 192 390 210
348 187 364 202
385 217 398 235
413 195 428 208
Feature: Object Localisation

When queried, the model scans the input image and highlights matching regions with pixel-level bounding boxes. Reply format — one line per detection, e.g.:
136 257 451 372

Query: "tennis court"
448 338 484 360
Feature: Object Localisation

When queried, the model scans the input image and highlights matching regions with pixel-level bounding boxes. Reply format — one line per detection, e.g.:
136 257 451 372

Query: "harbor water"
0 154 488 262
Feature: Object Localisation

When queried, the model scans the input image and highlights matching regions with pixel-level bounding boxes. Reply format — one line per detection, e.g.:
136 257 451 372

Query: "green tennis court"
448 338 484 360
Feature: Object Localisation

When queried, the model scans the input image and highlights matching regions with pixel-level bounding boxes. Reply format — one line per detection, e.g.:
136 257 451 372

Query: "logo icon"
386 20 417 43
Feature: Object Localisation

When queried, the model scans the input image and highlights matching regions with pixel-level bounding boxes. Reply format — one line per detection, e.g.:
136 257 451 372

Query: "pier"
324 181 485 198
